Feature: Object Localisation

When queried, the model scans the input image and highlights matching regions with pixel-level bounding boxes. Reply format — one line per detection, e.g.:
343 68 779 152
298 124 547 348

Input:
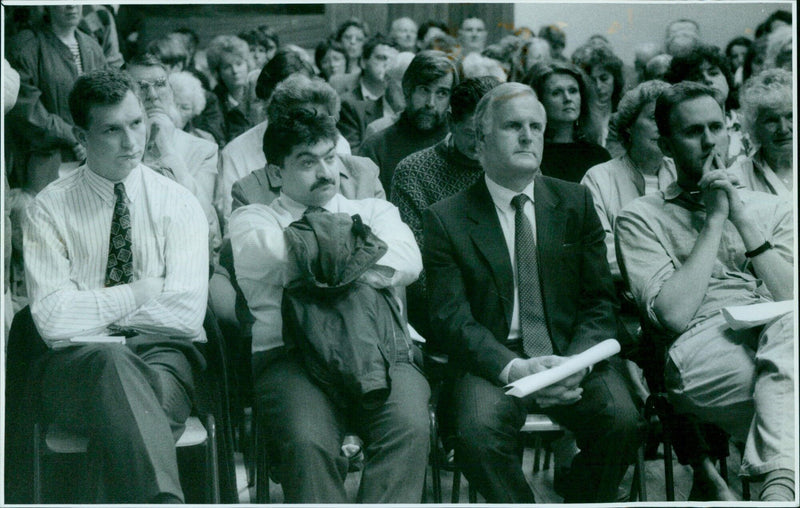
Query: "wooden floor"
234 441 756 504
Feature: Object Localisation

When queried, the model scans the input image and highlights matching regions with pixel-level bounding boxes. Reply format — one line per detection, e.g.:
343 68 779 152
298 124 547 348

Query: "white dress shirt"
216 121 352 234
230 192 421 354
24 164 209 345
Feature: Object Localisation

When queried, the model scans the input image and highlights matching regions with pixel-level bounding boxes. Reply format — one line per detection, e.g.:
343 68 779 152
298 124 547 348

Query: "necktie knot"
304 205 327 216
511 193 529 212
113 182 126 200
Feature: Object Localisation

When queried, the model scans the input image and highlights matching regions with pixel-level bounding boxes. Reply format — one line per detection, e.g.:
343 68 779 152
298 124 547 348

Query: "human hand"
146 110 175 156
72 143 87 162
508 356 587 407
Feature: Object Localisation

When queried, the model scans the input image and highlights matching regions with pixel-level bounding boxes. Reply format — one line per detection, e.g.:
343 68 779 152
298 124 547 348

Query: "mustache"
311 177 336 191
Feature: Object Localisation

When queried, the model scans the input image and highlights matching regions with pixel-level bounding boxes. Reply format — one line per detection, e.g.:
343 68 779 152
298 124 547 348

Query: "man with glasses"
358 50 457 197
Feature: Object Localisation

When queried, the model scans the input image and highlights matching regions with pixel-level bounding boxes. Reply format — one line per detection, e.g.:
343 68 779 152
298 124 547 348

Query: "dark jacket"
282 210 413 409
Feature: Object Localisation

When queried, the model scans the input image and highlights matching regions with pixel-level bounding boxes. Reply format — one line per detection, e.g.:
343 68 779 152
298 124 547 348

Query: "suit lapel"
467 180 515 326
534 176 564 341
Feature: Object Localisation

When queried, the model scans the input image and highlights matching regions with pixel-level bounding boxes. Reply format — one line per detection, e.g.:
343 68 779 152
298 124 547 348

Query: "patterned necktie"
105 183 133 287
511 194 553 357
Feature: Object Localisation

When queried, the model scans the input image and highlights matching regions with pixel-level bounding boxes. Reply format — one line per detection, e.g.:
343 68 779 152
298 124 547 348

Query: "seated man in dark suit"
423 82 643 503
22 69 209 503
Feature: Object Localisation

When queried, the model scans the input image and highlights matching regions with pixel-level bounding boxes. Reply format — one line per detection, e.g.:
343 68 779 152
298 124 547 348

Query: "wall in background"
514 1 791 64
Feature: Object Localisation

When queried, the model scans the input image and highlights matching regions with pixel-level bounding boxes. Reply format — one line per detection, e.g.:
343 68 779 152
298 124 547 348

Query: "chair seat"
44 416 207 454
521 413 563 433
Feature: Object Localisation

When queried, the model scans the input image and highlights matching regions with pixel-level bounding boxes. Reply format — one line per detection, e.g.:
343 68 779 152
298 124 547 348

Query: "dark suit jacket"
422 175 620 382
337 90 384 151
230 154 385 211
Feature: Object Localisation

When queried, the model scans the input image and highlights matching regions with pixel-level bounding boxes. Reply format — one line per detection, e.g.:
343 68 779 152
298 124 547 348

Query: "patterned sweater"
391 136 483 337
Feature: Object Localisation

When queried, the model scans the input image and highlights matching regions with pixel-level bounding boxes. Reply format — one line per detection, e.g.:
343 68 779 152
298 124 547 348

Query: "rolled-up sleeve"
358 198 422 288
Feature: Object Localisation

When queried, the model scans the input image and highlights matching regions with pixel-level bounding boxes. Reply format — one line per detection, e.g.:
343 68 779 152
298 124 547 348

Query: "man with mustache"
229 108 429 503
616 82 795 502
423 82 643 503
358 50 457 198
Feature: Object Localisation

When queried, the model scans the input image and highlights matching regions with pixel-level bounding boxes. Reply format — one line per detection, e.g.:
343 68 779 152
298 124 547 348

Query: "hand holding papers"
505 339 621 398
721 300 795 331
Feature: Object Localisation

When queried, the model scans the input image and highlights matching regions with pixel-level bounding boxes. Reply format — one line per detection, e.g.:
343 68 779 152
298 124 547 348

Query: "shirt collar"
277 192 340 219
484 174 535 214
83 164 143 205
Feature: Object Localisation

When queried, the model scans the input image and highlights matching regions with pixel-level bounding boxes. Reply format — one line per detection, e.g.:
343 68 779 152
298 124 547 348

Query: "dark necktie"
105 183 133 287
511 194 553 357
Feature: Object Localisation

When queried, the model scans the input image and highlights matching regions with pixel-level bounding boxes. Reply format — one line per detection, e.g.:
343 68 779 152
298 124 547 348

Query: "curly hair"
205 35 252 76
664 44 737 110
522 60 603 143
738 68 792 146
69 69 139 130
613 80 671 149
572 43 625 111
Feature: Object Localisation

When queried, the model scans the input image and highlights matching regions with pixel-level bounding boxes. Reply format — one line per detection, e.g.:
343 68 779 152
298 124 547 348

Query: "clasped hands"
508 355 589 408
697 152 747 225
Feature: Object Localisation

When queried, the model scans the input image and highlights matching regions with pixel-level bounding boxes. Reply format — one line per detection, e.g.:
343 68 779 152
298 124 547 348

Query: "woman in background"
523 60 610 182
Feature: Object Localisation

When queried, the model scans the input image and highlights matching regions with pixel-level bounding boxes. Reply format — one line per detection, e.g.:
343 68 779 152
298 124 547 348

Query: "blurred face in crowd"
76 91 147 182
728 44 748 70
127 64 177 118
340 26 366 61
459 18 488 54
48 4 82 30
590 66 614 107
406 72 453 131
422 27 448 47
279 138 340 207
666 20 700 56
753 101 793 160
172 93 194 129
250 43 274 71
628 100 662 160
218 53 250 92
362 44 398 84
541 72 581 126
478 92 546 188
694 60 729 104
320 48 347 79
451 113 479 160
522 39 551 73
659 95 727 185
391 18 418 52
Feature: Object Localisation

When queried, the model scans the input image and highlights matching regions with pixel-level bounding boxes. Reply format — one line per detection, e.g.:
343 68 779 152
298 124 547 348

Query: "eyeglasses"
137 78 168 91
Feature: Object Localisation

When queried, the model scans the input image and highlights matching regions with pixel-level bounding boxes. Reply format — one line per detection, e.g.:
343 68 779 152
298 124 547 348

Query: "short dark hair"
756 9 792 38
539 25 566 47
654 81 718 137
362 34 396 61
263 108 339 166
69 69 139 129
725 36 752 58
335 18 369 42
450 76 501 124
417 20 449 42
266 74 341 123
665 44 736 110
314 38 346 71
255 47 315 100
401 50 459 99
239 29 277 54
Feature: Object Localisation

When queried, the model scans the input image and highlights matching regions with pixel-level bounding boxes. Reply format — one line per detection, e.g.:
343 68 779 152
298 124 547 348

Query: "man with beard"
616 82 795 502
358 50 457 197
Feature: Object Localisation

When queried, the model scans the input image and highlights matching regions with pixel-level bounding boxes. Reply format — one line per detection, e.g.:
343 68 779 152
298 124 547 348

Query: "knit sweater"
391 136 483 338
358 112 448 198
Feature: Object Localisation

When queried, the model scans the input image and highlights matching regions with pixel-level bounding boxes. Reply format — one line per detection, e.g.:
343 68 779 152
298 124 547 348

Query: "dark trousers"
37 341 195 503
452 360 644 503
254 351 431 503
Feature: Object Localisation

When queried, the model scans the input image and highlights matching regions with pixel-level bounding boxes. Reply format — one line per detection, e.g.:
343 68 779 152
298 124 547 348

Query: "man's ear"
265 163 282 185
73 126 87 148
657 136 673 159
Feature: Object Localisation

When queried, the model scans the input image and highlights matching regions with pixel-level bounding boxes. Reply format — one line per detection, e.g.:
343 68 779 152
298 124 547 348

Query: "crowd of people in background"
2 3 795 505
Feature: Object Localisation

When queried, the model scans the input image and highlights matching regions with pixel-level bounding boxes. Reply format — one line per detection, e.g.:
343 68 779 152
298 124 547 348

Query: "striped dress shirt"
24 164 209 345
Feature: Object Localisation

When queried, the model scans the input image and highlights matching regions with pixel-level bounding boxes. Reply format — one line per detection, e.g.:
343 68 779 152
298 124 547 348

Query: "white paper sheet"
721 300 795 331
504 339 621 398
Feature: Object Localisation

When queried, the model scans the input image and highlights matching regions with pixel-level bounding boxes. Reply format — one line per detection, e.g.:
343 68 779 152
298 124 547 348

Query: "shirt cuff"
499 358 522 384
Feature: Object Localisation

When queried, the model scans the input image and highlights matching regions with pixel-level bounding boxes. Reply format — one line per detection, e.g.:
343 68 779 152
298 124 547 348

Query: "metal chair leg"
450 469 461 504
663 437 675 501
205 414 221 504
468 481 477 503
